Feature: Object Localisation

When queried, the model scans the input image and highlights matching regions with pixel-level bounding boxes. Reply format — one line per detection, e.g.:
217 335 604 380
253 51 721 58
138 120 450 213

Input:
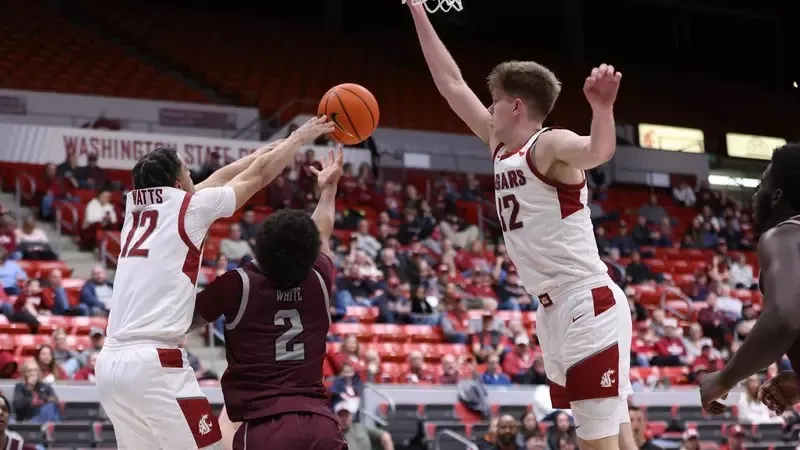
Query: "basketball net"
402 0 463 13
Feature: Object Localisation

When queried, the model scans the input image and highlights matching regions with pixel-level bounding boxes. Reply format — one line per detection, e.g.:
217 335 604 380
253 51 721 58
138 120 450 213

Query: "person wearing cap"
652 318 687 366
78 153 107 190
502 334 536 383
334 399 394 450
78 327 105 367
719 424 745 450
679 428 699 450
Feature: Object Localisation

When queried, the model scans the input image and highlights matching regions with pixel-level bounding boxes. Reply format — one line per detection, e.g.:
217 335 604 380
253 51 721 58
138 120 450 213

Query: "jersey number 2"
497 194 523 232
274 309 306 361
120 210 158 258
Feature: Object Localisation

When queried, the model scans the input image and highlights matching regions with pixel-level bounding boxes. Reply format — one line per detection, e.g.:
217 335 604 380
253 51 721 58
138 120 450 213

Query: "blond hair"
487 60 561 119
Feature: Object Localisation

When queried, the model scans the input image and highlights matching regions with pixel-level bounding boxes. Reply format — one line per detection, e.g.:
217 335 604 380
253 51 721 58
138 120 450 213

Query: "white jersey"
106 186 236 344
493 128 607 295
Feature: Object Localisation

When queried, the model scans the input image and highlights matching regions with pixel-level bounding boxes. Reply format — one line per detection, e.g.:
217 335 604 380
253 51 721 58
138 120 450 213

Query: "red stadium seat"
405 342 442 363
35 315 70 334
345 306 377 323
403 325 443 343
370 324 405 343
18 260 73 279
329 323 371 341
364 342 405 363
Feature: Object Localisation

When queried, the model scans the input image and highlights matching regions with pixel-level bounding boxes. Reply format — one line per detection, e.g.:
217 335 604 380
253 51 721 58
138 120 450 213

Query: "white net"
403 0 463 13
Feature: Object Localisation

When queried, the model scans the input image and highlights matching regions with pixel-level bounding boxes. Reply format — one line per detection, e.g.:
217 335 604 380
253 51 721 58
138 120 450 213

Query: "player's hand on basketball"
310 146 345 188
292 116 336 144
699 371 732 415
583 63 622 111
758 371 800 415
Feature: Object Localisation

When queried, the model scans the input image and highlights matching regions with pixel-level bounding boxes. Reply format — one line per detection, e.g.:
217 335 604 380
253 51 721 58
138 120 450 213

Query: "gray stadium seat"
8 422 44 444
46 421 96 447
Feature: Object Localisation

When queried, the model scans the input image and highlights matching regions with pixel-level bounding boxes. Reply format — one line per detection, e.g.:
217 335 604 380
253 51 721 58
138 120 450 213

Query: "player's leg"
218 406 241 450
95 348 160 449
563 283 633 449
533 305 570 408
136 348 223 450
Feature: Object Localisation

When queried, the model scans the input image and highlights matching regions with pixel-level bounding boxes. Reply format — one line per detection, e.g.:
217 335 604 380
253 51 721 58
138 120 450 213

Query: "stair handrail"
435 429 479 450
358 409 388 428
55 201 80 235
661 286 694 321
363 384 396 418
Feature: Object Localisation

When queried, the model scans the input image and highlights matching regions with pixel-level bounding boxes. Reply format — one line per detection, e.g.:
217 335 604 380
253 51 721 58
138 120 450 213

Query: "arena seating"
0 0 208 103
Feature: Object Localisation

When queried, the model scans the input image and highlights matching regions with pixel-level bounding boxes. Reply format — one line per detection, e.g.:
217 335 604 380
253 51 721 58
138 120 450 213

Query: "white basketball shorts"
534 273 633 441
95 340 223 450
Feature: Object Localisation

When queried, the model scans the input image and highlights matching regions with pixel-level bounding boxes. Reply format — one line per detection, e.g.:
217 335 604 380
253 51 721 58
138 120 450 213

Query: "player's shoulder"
758 224 800 259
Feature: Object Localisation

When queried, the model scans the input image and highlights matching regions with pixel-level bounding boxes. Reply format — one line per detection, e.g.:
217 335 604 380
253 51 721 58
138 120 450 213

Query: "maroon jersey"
195 253 335 423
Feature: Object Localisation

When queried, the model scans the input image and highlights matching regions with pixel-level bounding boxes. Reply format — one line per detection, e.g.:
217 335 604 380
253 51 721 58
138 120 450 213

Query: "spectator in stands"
697 293 733 347
626 251 658 285
679 428 699 450
331 335 365 376
296 149 322 195
502 335 536 383
331 363 365 405
688 272 710 301
77 154 107 189
80 189 117 249
734 303 758 340
690 344 724 380
79 327 105 366
219 223 254 268
377 247 408 284
410 283 438 325
587 163 611 192
545 412 577 450
475 417 499 450
335 398 394 450
437 354 461 384
714 285 742 318
51 328 81 377
516 412 543 447
0 393 35 450
650 309 667 337
627 287 648 323
363 349 382 383
594 226 611 256
629 406 659 450
267 173 297 210
198 254 230 287
440 288 470 344
672 181 696 207
735 374 782 424
707 254 731 287
587 191 615 224
652 318 687 366
0 352 18 379
237 208 258 248
72 351 98 382
438 213 480 250
465 268 498 309
719 424 746 450
699 222 720 249
610 222 637 257
729 254 756 290
471 313 507 363
11 279 51 333
79 265 112 316
352 220 382 260
15 215 57 260
396 208 423 245
495 266 535 312
375 278 411 324
631 216 651 246
35 345 66 383
638 194 668 224
55 153 80 189
40 163 78 221
44 269 80 316
460 173 483 201
481 354 511 386
12 358 61 423
0 215 19 260
682 323 713 363
403 350 435 384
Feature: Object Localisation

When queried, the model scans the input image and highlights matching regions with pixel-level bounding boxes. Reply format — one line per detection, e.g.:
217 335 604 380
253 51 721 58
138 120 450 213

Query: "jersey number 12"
497 194 523 232
120 210 159 258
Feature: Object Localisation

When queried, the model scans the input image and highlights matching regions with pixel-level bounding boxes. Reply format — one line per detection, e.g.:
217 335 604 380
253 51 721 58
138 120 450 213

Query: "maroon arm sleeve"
313 252 334 295
194 270 244 323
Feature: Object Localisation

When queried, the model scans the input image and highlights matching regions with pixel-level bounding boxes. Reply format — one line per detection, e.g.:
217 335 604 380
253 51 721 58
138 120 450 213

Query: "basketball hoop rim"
405 0 463 13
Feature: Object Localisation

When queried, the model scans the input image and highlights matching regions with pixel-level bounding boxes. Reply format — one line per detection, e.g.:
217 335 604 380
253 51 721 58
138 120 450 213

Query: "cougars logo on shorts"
600 369 615 388
198 413 213 436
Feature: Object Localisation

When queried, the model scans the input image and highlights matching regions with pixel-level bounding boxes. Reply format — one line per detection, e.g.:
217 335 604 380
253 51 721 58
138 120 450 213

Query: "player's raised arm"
407 1 492 146
195 139 285 191
540 64 621 170
226 117 334 210
310 147 344 258
700 226 800 413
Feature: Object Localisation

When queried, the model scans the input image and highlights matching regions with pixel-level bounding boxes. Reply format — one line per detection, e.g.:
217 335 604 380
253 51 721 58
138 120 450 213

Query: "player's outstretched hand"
758 371 800 415
292 116 336 145
699 371 732 415
310 145 345 189
583 63 622 111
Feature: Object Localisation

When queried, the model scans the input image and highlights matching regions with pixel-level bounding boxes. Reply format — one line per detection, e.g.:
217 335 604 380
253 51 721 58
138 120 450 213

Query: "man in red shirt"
73 352 98 382
11 279 53 334
653 318 687 366
502 335 536 383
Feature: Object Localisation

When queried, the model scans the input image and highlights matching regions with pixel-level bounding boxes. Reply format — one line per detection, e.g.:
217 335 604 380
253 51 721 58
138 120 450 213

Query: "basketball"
318 83 380 145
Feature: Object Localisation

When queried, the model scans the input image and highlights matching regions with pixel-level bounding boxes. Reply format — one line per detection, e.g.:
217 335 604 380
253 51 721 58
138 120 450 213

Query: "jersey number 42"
497 194 523 232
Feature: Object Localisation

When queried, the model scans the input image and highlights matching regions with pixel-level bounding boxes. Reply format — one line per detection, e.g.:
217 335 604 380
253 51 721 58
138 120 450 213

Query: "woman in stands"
12 359 62 423
35 345 67 383
736 375 782 424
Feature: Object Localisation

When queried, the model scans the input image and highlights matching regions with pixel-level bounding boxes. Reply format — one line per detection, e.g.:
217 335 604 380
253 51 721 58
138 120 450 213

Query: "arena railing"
99 233 120 269
54 201 79 239
435 429 479 450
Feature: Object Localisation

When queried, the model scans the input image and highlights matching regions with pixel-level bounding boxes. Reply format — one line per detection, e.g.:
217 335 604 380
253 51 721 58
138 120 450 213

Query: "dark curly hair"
770 143 800 211
132 147 182 190
255 209 321 289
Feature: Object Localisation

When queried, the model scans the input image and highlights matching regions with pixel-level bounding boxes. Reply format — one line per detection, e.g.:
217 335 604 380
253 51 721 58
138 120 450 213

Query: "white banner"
0 123 371 170
638 123 705 153
726 132 786 160
0 89 260 139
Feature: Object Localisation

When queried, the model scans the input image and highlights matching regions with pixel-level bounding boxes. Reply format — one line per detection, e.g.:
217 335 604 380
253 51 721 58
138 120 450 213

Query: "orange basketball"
318 83 380 145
